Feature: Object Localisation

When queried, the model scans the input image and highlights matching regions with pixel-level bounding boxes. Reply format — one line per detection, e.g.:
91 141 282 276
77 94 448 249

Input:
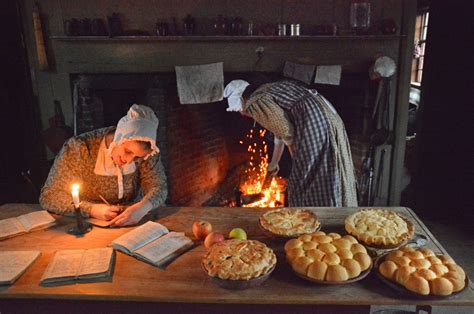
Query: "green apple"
229 227 247 240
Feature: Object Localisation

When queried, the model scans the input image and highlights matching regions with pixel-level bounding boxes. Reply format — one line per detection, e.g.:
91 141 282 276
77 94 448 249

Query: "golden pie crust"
202 239 276 280
284 231 372 282
345 209 415 248
259 208 320 237
378 247 466 296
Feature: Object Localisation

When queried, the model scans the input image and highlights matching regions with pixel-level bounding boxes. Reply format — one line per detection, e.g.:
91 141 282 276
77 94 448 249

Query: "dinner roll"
405 276 430 295
306 249 325 261
353 252 371 271
307 260 327 280
284 239 303 251
326 265 349 282
292 256 314 275
322 252 341 266
379 260 398 279
342 258 362 278
430 277 454 296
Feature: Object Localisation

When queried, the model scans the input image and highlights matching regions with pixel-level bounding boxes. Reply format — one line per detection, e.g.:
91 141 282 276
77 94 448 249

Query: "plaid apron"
245 80 358 207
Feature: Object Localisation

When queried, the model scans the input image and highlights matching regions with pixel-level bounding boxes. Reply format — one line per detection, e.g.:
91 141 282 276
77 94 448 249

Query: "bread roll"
322 252 341 266
404 250 424 260
342 235 358 244
292 256 314 275
418 247 435 257
336 248 353 260
444 273 466 292
430 264 449 277
430 277 454 296
415 268 437 281
400 246 415 253
353 252 371 271
326 265 349 282
307 260 328 280
299 234 313 242
379 260 398 279
306 249 325 261
405 276 430 295
438 255 455 265
426 256 443 265
391 256 411 267
342 258 362 278
445 264 466 280
327 232 341 239
318 243 337 254
303 241 318 251
395 266 416 285
332 238 352 250
311 231 326 237
410 258 431 269
286 247 304 260
386 250 404 260
284 239 303 251
350 243 367 254
313 235 333 244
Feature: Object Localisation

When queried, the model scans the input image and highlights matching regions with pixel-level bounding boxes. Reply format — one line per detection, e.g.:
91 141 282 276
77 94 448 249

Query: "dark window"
411 11 429 84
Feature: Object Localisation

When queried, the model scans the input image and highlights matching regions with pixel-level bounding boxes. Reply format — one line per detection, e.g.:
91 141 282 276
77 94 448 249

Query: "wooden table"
0 204 473 313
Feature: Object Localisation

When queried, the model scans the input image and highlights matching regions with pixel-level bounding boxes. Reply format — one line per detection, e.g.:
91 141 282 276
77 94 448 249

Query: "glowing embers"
238 126 286 208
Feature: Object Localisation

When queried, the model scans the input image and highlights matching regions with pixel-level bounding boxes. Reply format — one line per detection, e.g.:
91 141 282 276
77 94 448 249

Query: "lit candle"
71 184 80 206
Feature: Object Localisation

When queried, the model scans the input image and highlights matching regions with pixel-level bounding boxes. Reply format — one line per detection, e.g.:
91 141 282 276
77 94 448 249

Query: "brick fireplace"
73 73 373 207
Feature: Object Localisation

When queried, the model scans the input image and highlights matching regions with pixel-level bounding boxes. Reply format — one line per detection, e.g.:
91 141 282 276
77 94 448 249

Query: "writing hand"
90 204 121 221
109 203 149 227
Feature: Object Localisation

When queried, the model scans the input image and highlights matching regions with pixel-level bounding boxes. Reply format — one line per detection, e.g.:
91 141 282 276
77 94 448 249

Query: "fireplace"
73 73 373 207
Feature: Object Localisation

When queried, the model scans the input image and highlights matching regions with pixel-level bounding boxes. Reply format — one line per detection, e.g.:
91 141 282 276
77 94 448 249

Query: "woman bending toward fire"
224 79 357 207
40 104 168 226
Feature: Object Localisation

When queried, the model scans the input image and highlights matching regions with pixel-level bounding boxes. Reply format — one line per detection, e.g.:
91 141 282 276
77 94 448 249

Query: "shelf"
49 35 406 42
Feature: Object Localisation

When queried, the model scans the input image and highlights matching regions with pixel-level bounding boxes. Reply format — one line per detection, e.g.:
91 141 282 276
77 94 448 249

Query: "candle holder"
67 203 92 235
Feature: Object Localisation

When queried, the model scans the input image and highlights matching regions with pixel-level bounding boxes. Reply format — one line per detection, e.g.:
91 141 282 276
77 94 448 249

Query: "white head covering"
372 56 397 78
224 80 249 112
108 104 160 160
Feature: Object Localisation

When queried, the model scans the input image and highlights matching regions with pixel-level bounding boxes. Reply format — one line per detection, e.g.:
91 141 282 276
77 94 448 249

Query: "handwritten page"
135 232 193 265
112 221 169 253
17 211 56 231
0 218 26 240
41 250 84 282
315 65 342 85
0 251 41 285
77 248 113 277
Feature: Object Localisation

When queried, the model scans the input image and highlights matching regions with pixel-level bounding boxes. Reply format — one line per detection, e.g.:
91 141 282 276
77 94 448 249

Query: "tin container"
278 23 287 36
290 24 300 36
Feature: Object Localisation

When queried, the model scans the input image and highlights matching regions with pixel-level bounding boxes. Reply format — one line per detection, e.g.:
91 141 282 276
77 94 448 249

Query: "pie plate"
202 263 275 290
259 220 322 240
292 261 373 285
374 253 470 300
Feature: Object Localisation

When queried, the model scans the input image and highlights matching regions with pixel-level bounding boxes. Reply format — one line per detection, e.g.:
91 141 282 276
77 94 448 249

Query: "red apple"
204 232 225 250
192 220 213 241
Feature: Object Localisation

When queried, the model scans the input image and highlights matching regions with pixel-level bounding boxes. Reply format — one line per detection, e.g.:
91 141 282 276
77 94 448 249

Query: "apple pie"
202 239 277 280
345 209 415 248
259 208 320 237
285 231 372 282
378 247 466 296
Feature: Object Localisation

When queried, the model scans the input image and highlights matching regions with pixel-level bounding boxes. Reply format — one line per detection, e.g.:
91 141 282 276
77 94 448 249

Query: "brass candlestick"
67 203 92 235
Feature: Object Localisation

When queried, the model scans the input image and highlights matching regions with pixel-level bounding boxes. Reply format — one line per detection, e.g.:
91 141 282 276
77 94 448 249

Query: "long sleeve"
39 138 92 217
138 153 168 208
245 95 294 144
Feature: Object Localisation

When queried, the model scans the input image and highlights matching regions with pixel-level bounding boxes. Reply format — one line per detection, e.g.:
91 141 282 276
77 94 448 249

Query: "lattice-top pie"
345 209 415 248
259 208 320 237
378 247 466 296
202 239 277 280
285 231 372 282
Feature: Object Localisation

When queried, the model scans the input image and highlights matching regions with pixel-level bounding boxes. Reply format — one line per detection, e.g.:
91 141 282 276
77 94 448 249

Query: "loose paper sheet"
41 250 84 281
0 251 41 284
315 65 342 85
77 248 113 277
112 221 169 253
0 218 26 240
135 232 192 265
17 211 55 231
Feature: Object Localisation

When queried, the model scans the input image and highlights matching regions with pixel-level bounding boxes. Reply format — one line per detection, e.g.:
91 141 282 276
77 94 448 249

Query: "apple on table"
192 220 213 241
204 232 225 249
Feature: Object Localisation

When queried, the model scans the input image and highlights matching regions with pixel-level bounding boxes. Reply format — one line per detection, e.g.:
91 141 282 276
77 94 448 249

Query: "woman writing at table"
40 104 168 227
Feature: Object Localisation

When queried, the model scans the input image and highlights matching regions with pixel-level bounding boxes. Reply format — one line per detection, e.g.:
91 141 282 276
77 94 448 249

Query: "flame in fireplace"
239 127 286 207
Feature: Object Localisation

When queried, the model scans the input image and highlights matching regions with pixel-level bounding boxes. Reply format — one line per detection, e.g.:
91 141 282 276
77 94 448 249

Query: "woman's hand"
267 162 280 177
90 204 121 221
109 202 151 227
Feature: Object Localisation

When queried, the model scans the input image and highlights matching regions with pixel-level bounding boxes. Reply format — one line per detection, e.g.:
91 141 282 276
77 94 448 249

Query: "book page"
77 248 114 277
0 251 41 285
17 211 56 232
112 221 169 253
0 218 26 240
134 232 193 266
41 250 84 282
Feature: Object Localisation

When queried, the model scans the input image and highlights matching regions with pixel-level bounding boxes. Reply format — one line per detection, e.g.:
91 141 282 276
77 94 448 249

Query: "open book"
40 248 115 286
111 221 194 267
0 210 56 240
0 250 41 285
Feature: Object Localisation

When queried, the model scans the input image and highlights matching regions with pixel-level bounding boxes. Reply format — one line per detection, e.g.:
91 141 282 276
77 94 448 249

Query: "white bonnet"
109 104 160 160
224 80 250 112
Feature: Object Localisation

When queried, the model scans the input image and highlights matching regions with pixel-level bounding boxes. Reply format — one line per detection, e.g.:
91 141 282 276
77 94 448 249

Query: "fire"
239 127 286 207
